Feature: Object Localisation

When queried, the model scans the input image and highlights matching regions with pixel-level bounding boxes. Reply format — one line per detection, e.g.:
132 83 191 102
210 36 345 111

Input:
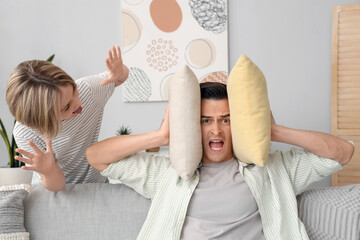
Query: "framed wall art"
122 0 228 102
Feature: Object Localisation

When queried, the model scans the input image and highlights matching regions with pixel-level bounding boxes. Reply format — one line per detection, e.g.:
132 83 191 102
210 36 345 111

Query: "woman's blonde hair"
6 60 76 139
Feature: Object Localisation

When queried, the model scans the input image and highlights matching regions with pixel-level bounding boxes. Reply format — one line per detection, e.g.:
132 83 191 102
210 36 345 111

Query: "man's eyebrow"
201 114 230 119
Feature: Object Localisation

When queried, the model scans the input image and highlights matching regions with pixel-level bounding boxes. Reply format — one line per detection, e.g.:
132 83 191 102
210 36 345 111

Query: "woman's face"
59 84 83 120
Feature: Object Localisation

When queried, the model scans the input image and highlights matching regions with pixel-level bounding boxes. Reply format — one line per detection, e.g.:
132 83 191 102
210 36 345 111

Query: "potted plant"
116 125 132 136
116 125 159 152
0 54 55 185
0 118 33 185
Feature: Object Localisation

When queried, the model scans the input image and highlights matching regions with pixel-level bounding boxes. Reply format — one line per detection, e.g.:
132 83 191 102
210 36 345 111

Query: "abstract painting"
122 0 228 102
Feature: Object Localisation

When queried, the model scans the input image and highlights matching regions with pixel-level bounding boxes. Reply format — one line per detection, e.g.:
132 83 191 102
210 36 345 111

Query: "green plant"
0 119 21 167
46 54 55 62
0 54 55 167
116 125 132 136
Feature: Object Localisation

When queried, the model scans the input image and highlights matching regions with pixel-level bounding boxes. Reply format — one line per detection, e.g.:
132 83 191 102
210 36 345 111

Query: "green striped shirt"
101 148 342 240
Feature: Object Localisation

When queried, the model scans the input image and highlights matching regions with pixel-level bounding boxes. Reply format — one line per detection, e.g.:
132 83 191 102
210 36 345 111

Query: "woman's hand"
15 139 56 175
101 45 129 87
15 139 66 192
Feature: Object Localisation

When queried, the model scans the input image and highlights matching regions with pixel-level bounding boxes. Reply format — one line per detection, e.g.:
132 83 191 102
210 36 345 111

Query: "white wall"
229 0 359 187
1 0 359 187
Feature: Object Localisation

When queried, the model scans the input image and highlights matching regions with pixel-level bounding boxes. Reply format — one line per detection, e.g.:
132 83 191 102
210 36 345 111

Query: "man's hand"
15 139 56 175
87 105 170 171
270 110 279 141
101 45 129 87
158 104 170 146
269 110 354 165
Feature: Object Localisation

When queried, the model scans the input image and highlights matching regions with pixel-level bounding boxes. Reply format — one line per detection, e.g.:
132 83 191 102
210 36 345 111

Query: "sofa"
1 183 360 240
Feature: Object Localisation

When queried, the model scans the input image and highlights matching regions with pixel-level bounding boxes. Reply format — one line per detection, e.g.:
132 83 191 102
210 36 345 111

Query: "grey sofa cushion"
0 184 31 240
297 184 360 240
24 183 150 240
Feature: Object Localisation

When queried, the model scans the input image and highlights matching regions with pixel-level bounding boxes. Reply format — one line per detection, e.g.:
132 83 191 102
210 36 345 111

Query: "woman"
6 45 128 191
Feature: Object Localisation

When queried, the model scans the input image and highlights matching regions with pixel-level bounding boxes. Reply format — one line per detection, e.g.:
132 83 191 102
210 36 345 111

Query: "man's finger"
270 110 276 124
164 104 170 121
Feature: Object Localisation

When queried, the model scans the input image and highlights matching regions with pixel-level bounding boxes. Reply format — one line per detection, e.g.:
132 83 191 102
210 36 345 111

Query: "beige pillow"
169 65 202 180
227 54 271 166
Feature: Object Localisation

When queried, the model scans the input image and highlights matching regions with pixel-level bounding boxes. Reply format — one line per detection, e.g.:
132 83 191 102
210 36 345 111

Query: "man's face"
201 99 234 164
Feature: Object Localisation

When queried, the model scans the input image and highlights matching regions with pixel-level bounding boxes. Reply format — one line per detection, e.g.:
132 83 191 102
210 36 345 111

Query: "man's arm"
271 112 354 166
87 105 169 172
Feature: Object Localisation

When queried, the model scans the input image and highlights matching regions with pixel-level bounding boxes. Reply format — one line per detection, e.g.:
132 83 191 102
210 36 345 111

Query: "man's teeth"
211 147 222 150
210 140 223 150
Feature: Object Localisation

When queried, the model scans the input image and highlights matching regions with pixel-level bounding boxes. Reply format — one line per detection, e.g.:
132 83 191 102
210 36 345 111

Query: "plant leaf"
0 129 12 167
46 54 55 62
116 125 132 135
0 118 8 140
11 133 18 167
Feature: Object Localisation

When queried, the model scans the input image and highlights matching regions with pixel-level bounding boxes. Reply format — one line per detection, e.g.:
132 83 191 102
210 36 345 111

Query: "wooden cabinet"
331 4 360 186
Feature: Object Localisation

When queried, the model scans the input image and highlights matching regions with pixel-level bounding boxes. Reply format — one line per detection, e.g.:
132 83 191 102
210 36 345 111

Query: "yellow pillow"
227 54 270 166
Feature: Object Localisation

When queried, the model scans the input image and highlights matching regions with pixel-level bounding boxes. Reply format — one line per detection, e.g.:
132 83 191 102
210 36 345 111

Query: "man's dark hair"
200 82 228 100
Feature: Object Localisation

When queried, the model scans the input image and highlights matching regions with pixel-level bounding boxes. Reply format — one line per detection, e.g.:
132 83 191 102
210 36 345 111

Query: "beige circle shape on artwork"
124 0 145 5
185 39 216 69
160 73 174 100
122 10 142 53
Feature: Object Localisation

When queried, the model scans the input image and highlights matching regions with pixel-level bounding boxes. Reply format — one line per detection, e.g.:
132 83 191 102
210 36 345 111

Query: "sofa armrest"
297 184 360 240
24 183 150 240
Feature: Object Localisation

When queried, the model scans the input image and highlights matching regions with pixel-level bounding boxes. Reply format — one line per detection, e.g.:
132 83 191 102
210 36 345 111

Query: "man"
86 82 354 240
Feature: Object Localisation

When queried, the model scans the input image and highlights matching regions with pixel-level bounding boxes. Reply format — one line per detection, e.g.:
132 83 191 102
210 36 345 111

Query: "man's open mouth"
209 140 224 151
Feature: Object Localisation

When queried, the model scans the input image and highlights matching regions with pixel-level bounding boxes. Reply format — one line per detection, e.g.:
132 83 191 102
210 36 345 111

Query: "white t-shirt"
13 72 114 184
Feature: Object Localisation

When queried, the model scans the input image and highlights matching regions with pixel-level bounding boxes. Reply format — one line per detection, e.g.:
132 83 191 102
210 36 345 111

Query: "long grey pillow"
169 65 202 180
0 184 31 240
24 183 150 240
298 184 360 240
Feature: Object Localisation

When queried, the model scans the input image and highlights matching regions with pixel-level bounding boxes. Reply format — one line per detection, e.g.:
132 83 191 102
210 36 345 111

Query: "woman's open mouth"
73 106 83 114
